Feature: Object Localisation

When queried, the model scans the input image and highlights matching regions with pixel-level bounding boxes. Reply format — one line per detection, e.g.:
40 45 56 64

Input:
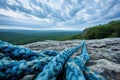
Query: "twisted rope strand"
65 41 106 80
35 41 84 80
0 41 106 80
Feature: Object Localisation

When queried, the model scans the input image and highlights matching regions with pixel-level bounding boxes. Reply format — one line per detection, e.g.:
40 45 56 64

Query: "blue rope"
65 41 106 80
0 40 106 80
35 41 84 80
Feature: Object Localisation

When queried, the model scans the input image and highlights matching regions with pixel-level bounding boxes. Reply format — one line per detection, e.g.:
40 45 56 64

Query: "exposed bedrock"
23 38 120 80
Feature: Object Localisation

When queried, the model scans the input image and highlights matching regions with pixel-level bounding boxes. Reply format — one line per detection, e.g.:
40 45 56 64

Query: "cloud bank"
0 0 120 30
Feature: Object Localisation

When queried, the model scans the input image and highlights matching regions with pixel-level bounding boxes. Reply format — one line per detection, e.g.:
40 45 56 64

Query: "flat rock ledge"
23 38 120 80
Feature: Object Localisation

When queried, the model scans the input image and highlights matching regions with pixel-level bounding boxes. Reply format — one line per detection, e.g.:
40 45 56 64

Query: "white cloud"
7 0 20 5
18 0 32 10
0 0 120 30
0 8 25 18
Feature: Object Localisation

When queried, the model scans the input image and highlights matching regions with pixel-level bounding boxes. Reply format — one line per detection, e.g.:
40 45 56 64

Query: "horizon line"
0 28 82 31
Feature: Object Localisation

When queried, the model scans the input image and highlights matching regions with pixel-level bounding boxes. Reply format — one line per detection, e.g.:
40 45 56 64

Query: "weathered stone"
21 75 35 80
23 38 120 80
87 59 120 80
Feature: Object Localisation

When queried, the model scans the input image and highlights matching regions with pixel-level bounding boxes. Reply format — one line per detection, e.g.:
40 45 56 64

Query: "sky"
0 0 120 30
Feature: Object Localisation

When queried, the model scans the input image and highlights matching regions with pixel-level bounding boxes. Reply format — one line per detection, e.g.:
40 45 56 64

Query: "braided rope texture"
0 40 106 80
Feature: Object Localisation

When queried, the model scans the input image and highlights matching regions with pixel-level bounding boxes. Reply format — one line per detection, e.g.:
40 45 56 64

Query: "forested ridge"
74 20 120 39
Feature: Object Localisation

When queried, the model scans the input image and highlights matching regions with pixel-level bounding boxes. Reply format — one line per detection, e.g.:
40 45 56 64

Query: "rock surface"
23 38 120 80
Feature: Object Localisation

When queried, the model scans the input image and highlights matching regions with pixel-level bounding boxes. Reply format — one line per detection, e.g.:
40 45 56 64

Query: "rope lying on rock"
64 42 105 80
0 40 106 80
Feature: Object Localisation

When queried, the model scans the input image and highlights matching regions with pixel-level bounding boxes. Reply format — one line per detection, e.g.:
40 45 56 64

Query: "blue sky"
0 0 120 30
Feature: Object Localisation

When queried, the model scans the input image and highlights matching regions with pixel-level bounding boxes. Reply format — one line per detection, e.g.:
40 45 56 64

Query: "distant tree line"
74 20 120 39
0 31 80 45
